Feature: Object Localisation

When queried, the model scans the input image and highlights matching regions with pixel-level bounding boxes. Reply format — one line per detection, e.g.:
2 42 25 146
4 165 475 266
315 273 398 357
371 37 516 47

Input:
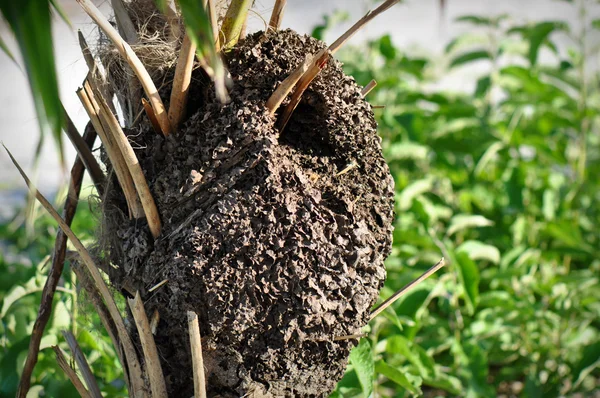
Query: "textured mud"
100 30 394 397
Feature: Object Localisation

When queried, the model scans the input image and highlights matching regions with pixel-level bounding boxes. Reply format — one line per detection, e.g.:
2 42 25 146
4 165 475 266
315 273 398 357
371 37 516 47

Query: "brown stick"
188 311 207 398
91 85 163 239
265 49 325 115
168 34 196 131
128 292 168 398
269 0 287 31
78 31 117 116
71 261 131 393
16 127 98 398
62 108 106 195
142 98 163 135
78 83 143 220
4 145 148 398
361 79 377 97
77 0 172 136
62 330 103 398
369 258 445 321
53 346 92 398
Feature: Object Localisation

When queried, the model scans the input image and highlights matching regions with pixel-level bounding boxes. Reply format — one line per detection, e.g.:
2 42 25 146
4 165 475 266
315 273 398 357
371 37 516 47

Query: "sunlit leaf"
375 360 422 395
457 241 500 264
398 177 434 211
349 339 374 397
455 252 480 314
447 214 494 236
509 21 569 65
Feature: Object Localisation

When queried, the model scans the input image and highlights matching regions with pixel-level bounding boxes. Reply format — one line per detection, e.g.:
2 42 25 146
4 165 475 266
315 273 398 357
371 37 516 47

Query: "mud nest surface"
99 29 394 397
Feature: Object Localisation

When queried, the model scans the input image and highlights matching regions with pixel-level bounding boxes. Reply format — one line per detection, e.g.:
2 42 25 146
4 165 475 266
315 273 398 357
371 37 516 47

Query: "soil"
99 29 395 397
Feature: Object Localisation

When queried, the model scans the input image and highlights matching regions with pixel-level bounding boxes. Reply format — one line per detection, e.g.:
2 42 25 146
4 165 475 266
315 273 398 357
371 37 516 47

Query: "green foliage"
334 5 600 397
0 201 126 397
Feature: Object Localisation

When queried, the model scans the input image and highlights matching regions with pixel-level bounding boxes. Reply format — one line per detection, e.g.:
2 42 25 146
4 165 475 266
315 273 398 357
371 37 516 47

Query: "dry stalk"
221 0 253 50
372 105 386 109
78 31 117 115
265 49 324 115
150 310 160 335
207 0 221 51
53 346 92 398
62 330 103 398
77 0 173 136
128 292 168 398
62 106 106 194
142 98 162 134
71 261 131 393
168 33 196 130
369 258 445 321
187 311 208 398
77 84 143 220
361 79 377 97
90 84 163 239
269 0 287 31
17 128 99 398
164 0 182 41
275 0 401 130
4 145 148 398
111 0 138 44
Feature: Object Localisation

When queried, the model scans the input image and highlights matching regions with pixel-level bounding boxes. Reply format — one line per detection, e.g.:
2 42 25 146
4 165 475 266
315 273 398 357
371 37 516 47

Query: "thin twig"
62 107 106 195
148 279 168 292
150 310 160 335
369 258 445 321
372 105 386 109
77 0 172 136
269 0 287 31
168 34 196 130
128 292 168 398
62 330 103 398
220 0 253 50
78 31 117 116
111 0 138 44
187 311 207 398
90 84 163 239
4 145 148 398
333 333 367 341
361 79 377 97
77 83 143 220
16 127 98 398
53 346 92 398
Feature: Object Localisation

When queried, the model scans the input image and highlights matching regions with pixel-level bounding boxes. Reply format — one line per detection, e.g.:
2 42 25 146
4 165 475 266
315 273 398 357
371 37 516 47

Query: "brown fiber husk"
99 29 394 397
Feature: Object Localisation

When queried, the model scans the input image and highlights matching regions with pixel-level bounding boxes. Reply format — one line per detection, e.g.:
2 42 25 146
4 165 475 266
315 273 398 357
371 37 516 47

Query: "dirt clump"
99 29 394 397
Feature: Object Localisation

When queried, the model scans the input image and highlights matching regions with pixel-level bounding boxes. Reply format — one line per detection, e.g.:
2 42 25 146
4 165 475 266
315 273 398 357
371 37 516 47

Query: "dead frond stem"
369 258 445 321
77 83 143 220
89 83 163 239
188 311 207 398
53 346 92 398
111 0 138 44
142 98 163 134
361 79 377 97
269 0 287 31
165 0 182 41
78 31 116 115
168 34 196 130
3 145 148 398
77 0 172 136
275 0 401 131
62 330 103 398
128 292 168 398
220 0 253 50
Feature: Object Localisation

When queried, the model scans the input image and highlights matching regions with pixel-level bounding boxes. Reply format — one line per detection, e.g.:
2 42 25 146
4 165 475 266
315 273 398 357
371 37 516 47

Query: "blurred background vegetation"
1 0 599 397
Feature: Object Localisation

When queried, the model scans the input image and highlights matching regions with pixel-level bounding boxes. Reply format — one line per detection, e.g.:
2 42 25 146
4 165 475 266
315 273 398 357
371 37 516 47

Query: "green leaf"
592 19 600 31
178 0 229 102
454 252 480 314
457 241 500 264
449 50 491 68
509 21 568 65
386 142 429 161
379 34 397 60
349 339 374 397
474 141 504 176
0 35 15 62
0 0 64 164
573 341 600 388
447 214 494 236
375 360 422 395
397 178 434 211
386 336 436 380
